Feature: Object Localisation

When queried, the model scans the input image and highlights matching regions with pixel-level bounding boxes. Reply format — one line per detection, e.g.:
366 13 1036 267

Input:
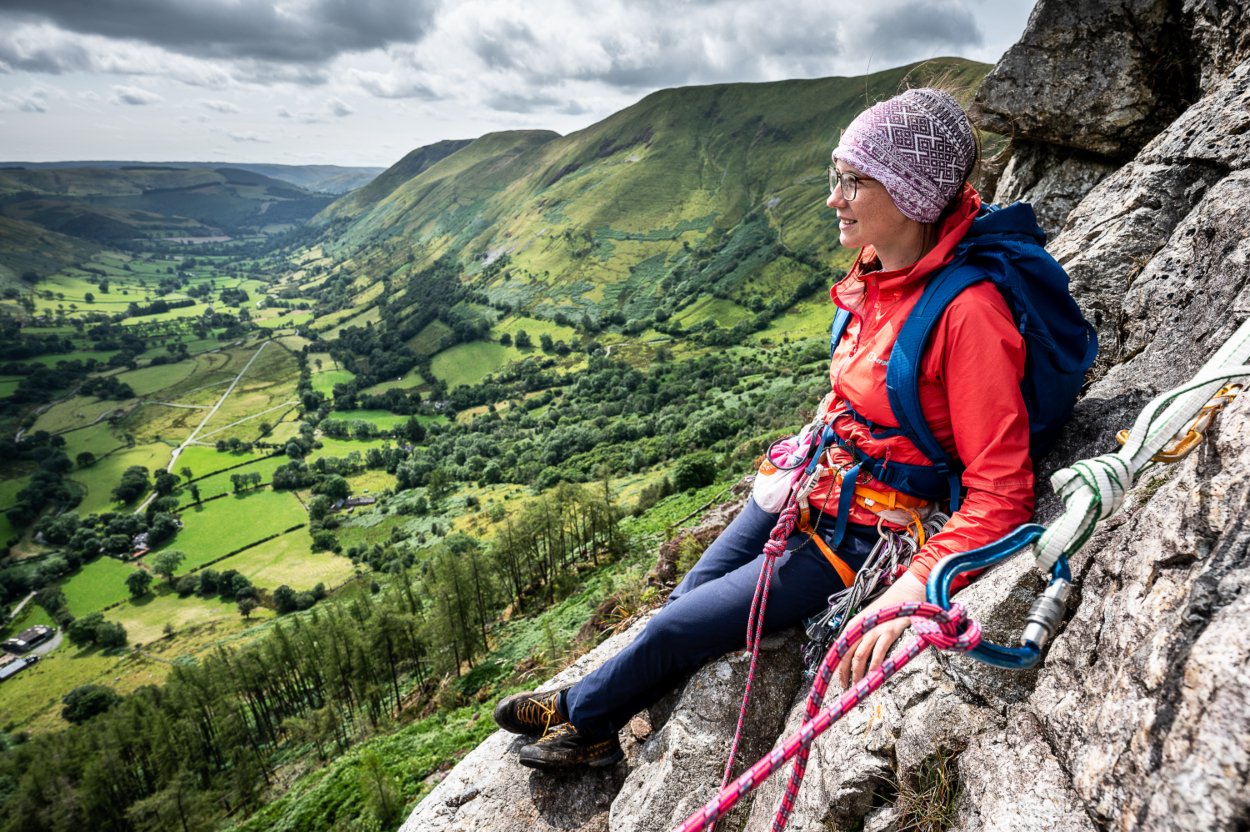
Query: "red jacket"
809 186 1035 583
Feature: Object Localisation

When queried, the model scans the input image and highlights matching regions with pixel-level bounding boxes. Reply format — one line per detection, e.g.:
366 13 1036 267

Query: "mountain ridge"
306 58 991 333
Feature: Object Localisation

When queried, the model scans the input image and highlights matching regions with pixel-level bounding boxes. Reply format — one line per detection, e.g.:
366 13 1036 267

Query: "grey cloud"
328 97 354 117
0 0 441 64
5 91 50 113
201 98 239 113
465 14 839 94
574 31 715 90
0 34 93 74
111 85 162 105
229 60 330 86
470 20 537 71
354 72 439 100
864 1 984 53
484 89 571 114
227 131 269 142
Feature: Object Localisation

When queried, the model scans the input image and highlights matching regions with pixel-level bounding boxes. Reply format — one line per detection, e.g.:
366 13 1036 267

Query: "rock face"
403 2 1250 830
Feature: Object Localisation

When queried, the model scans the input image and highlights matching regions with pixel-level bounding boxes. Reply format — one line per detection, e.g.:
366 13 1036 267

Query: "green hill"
0 214 101 290
0 165 336 241
314 139 474 223
314 58 990 327
0 161 384 194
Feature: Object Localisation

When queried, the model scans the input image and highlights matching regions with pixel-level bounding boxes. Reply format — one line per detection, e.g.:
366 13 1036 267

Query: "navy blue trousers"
562 498 878 739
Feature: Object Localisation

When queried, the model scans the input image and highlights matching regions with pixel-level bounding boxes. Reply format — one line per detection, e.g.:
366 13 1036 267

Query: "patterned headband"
833 88 976 223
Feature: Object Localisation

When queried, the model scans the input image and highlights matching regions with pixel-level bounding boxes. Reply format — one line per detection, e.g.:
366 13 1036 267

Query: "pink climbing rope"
674 601 982 832
713 498 802 828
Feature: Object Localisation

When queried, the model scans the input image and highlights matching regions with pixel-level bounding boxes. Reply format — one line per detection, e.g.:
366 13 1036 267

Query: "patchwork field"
311 368 356 396
429 341 511 389
175 444 266 479
360 367 425 394
61 556 138 617
159 488 307 572
60 422 128 462
31 395 129 435
71 442 173 514
176 454 289 506
323 409 410 430
213 530 357 591
111 591 276 645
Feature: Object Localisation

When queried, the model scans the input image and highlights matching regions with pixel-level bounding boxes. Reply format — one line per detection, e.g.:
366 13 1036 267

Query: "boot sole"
518 746 624 770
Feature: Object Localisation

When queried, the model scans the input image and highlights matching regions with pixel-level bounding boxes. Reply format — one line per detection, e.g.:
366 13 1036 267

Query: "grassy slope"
0 214 101 289
317 58 990 326
314 139 474 223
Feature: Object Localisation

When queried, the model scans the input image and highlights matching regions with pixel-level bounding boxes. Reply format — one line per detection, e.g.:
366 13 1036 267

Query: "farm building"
2 625 54 654
331 496 377 512
0 656 39 682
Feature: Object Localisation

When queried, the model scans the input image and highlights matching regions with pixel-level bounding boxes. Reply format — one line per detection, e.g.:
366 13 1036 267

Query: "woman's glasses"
828 167 870 201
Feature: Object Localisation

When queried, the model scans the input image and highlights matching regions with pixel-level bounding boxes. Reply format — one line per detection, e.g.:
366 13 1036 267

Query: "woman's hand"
835 572 927 689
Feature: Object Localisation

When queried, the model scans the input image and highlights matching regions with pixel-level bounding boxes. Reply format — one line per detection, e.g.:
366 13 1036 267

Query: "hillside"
311 59 990 327
0 162 384 195
313 139 474 223
0 165 336 242
0 214 101 289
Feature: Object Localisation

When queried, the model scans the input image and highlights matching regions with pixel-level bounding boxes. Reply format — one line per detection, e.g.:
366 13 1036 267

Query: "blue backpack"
827 201 1097 523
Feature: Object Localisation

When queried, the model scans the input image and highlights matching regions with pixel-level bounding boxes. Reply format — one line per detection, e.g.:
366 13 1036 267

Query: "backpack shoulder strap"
830 307 852 358
884 262 986 511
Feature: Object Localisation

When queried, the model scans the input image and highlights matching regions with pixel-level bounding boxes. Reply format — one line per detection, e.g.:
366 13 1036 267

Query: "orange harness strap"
797 509 858 587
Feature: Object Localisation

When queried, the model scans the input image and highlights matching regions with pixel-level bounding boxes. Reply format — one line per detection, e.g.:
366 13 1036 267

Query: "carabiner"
925 524 1071 670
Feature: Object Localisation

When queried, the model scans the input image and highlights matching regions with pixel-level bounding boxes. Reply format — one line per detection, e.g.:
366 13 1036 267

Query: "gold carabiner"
1116 384 1243 463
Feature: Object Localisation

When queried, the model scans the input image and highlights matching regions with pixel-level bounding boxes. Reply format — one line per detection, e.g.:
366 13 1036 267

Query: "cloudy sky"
0 0 1036 168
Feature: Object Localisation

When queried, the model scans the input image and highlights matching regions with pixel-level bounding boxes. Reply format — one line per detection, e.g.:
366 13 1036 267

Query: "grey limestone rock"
954 713 1098 832
989 141 1118 241
610 628 806 832
972 0 1181 159
1183 0 1250 94
1029 394 1250 831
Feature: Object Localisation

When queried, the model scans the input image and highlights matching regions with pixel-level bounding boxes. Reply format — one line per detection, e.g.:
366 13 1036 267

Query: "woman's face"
826 161 914 252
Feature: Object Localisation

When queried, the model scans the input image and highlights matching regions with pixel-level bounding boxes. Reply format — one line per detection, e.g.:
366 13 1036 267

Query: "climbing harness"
801 512 950 679
679 315 1250 832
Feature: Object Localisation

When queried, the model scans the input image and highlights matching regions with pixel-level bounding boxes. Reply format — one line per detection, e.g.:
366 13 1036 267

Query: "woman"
494 88 1035 770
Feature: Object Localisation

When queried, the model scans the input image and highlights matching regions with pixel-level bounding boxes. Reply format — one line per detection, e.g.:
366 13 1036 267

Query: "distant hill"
0 214 100 290
0 161 384 194
0 165 337 242
315 139 474 223
313 58 991 325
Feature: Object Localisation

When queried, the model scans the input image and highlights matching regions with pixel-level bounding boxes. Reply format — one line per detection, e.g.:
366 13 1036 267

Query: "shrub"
673 452 718 492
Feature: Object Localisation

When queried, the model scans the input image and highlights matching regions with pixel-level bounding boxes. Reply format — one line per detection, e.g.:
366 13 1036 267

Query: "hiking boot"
493 687 569 737
518 723 623 770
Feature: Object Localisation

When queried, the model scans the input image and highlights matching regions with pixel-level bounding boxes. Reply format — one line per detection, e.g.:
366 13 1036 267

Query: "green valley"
0 58 991 832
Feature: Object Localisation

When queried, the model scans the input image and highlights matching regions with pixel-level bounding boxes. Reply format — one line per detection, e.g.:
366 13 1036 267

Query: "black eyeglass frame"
828 166 873 200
